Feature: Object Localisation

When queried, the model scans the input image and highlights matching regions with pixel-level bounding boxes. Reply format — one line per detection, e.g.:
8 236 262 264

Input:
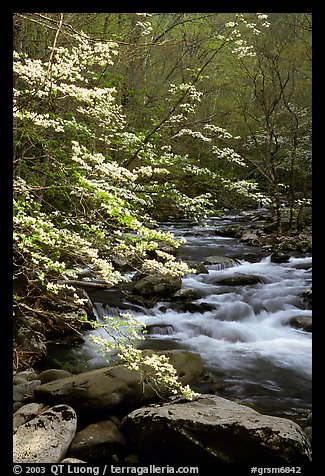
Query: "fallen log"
57 279 112 289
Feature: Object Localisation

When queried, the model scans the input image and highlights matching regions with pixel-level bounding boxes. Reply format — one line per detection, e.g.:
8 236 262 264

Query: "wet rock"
13 404 77 463
170 301 215 313
15 314 45 333
240 231 261 245
184 261 209 274
306 411 312 426
212 273 264 286
301 288 312 309
263 221 279 233
122 395 312 464
142 349 202 384
13 402 25 413
216 225 243 238
271 251 291 263
68 419 125 462
172 287 202 301
145 324 175 335
203 255 239 269
190 371 226 395
292 262 312 270
130 274 182 298
13 376 33 386
288 316 312 332
233 253 262 263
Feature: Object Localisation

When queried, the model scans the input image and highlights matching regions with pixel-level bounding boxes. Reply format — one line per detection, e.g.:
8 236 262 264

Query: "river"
46 211 312 423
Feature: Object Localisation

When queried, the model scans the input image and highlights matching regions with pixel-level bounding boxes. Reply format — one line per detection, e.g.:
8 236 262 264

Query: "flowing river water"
47 211 312 423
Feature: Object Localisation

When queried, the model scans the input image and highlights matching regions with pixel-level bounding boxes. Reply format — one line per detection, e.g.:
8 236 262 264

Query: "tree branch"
122 36 230 168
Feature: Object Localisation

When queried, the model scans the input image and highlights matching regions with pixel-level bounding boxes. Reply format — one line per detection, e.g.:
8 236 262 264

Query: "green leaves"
13 12 311 392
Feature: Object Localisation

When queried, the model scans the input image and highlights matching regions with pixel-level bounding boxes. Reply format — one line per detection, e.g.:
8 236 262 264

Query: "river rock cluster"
218 215 312 254
13 348 312 465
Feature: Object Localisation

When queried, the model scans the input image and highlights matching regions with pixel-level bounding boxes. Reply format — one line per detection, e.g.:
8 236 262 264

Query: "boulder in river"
212 273 264 286
184 260 209 274
240 230 261 245
288 316 312 332
172 287 202 301
271 251 291 263
203 255 240 269
233 252 263 263
145 323 175 335
122 395 312 464
301 288 312 309
13 404 77 463
129 273 182 298
34 350 202 414
215 225 243 238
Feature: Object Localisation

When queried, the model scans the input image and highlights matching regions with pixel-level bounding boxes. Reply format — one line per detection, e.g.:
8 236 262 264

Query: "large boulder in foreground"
13 404 77 463
34 350 202 414
122 395 312 464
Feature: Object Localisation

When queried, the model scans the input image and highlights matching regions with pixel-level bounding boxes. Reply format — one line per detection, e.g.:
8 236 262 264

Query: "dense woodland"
13 13 312 369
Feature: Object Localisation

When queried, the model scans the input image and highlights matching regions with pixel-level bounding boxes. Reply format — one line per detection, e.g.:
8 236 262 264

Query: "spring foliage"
13 12 311 396
13 18 267 305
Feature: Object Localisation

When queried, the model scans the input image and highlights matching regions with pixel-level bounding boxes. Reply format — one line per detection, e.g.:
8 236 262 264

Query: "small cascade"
208 263 238 271
146 323 175 335
93 302 120 320
93 301 155 321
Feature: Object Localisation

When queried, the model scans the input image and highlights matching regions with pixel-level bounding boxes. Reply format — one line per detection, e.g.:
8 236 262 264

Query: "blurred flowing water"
47 212 312 421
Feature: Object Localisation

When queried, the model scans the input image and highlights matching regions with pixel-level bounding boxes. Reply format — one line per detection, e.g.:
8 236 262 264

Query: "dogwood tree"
13 12 291 393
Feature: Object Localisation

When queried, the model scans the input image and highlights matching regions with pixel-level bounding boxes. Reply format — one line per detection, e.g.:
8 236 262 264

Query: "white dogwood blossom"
212 146 247 167
89 314 199 400
14 12 285 393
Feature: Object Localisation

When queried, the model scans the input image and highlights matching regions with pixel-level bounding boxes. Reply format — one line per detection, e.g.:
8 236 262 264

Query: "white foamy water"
50 215 311 418
133 249 312 416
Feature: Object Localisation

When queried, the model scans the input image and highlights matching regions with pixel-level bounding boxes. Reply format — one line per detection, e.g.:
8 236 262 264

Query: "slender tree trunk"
36 154 50 205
